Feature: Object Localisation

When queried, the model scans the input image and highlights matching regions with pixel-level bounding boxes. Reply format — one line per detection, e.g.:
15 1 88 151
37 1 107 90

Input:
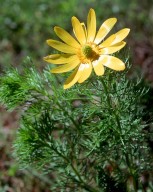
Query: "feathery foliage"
0 55 153 192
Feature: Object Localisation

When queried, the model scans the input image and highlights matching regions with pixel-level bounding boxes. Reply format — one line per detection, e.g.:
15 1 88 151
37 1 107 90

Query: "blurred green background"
0 0 153 191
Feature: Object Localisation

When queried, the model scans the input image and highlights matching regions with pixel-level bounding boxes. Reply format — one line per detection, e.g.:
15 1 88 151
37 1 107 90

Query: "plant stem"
52 146 100 192
101 78 137 192
40 89 99 191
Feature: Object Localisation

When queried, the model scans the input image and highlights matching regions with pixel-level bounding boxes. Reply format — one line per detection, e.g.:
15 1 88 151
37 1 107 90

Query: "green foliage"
0 55 153 191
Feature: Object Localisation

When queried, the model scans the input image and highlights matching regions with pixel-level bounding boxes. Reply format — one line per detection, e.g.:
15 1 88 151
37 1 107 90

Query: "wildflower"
44 9 130 89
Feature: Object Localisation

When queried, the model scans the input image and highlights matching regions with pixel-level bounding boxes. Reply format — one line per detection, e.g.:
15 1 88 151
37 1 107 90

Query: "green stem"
38 89 99 191
52 146 100 192
101 78 137 192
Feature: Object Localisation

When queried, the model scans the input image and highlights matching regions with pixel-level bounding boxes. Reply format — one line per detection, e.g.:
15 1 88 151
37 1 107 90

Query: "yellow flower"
44 8 130 89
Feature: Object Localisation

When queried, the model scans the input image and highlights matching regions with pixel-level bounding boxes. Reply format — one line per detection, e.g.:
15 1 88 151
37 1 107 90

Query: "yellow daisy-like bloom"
44 8 130 89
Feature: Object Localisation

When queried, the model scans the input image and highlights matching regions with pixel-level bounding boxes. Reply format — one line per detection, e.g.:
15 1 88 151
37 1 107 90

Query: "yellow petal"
51 59 80 73
100 41 126 55
64 65 84 89
111 28 130 45
81 23 87 39
100 55 125 71
47 39 77 54
87 8 96 42
94 18 117 44
92 59 105 76
71 16 86 45
99 34 116 47
54 26 80 48
78 63 92 83
43 54 78 64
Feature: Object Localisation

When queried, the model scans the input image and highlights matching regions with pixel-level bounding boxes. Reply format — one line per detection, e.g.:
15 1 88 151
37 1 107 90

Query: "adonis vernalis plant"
0 8 153 192
44 8 130 89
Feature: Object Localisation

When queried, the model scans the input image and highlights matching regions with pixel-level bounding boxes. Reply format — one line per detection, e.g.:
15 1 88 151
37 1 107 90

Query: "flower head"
44 9 130 89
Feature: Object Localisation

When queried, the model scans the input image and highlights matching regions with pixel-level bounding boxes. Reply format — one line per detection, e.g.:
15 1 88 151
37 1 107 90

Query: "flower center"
82 45 93 59
77 43 100 63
